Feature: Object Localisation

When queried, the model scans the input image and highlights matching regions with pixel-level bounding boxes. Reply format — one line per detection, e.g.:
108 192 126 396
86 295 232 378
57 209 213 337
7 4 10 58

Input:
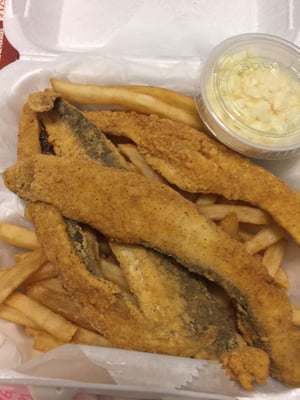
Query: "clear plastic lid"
4 0 300 60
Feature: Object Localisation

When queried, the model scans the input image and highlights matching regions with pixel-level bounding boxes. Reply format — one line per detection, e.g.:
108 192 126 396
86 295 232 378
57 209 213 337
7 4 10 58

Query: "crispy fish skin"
27 201 213 356
110 242 236 357
110 242 269 389
38 97 126 169
83 110 300 246
3 154 299 387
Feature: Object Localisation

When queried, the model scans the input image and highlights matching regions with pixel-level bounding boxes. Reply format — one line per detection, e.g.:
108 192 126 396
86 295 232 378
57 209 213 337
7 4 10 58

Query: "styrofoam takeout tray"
0 0 300 399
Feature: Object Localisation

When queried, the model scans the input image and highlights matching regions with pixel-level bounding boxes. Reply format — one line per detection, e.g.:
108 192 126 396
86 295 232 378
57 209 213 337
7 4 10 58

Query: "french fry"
238 230 255 242
72 326 112 347
100 258 130 292
118 144 164 182
24 326 40 337
5 292 77 342
26 278 97 332
27 326 112 351
30 277 66 293
292 306 300 327
196 204 271 225
24 262 59 285
109 84 197 114
25 278 123 341
0 223 39 249
50 79 204 131
0 248 47 305
262 239 286 277
0 304 38 328
245 225 285 255
195 193 218 205
273 267 289 290
27 328 64 352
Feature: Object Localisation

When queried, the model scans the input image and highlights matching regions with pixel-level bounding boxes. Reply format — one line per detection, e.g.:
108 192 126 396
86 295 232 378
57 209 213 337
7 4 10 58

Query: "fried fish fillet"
3 154 299 387
16 95 271 389
29 201 220 356
36 97 219 346
35 96 270 388
17 96 217 358
83 110 300 245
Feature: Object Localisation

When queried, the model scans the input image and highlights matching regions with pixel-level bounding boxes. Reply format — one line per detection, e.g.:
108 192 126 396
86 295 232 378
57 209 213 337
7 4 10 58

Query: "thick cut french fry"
24 326 40 337
110 84 197 114
0 304 37 328
0 223 39 249
245 225 285 255
28 326 112 351
24 262 59 285
0 248 47 305
100 258 130 292
262 239 286 277
26 278 97 332
118 144 164 182
50 79 204 130
27 328 64 352
72 327 112 347
196 204 271 225
238 230 255 242
195 193 218 205
273 267 289 290
5 292 77 342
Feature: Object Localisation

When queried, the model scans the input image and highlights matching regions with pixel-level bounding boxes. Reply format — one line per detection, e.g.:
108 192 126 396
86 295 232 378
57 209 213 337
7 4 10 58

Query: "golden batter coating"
84 110 300 245
3 155 299 387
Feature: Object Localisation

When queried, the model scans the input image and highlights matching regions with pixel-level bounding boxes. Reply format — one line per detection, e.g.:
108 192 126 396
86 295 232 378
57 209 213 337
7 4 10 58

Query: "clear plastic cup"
195 33 300 159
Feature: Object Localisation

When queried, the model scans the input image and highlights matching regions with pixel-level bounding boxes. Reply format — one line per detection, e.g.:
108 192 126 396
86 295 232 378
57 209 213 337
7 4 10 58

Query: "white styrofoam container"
0 1 300 399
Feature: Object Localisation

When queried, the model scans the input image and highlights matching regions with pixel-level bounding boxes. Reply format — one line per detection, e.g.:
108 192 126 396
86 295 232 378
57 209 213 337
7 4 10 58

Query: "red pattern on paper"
0 386 33 400
0 0 19 69
0 31 19 68
0 390 12 399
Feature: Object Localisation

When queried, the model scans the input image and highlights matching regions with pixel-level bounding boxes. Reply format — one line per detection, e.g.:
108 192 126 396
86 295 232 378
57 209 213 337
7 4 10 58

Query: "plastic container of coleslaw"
0 1 300 399
195 33 300 159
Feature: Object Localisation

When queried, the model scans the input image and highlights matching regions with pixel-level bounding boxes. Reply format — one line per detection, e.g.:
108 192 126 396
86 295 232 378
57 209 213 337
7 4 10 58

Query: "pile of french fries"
0 81 299 353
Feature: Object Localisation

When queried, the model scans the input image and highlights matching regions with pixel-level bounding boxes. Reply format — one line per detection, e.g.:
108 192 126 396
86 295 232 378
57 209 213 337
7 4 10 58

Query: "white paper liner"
0 18 300 400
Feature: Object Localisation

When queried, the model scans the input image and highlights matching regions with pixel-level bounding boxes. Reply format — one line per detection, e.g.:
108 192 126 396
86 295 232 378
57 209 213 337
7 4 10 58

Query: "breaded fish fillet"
16 95 270 389
36 97 270 388
83 110 300 245
3 154 299 387
17 96 216 357
27 201 216 357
